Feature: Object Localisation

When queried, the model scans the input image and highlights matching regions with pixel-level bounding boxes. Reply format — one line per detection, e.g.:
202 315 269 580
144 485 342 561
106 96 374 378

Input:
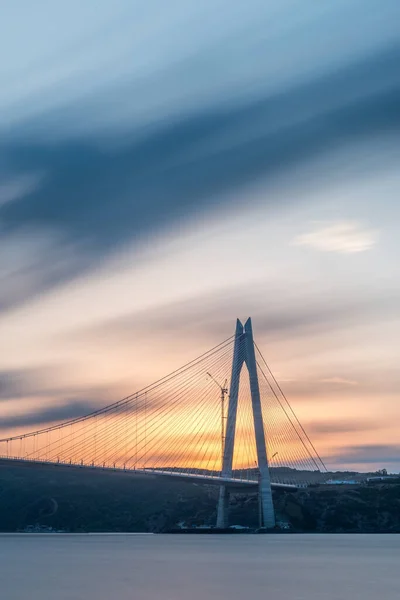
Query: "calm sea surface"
0 534 399 600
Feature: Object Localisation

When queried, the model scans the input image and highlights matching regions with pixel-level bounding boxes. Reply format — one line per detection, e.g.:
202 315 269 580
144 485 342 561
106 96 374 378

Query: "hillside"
0 463 219 533
0 462 399 533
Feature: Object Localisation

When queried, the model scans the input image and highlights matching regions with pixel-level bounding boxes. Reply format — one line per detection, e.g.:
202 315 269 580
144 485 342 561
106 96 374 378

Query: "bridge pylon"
216 318 275 529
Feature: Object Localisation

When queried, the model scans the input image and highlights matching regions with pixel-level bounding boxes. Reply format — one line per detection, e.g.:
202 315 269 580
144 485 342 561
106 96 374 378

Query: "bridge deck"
0 456 300 490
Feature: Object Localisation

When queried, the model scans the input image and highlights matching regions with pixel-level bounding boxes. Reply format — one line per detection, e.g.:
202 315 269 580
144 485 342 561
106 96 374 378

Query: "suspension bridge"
0 318 327 528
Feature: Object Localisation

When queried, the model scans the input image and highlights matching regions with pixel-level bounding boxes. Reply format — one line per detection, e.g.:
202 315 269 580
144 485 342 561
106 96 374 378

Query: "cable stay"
0 321 327 490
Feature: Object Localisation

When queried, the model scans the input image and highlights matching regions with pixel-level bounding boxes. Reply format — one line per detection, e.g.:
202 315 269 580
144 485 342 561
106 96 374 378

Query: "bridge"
0 318 327 528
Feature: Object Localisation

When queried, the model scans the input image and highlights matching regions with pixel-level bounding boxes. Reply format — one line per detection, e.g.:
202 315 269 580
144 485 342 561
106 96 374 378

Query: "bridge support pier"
216 318 275 529
216 485 229 529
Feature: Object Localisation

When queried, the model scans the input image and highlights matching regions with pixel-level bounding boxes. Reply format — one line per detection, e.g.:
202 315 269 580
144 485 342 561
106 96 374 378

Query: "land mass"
0 462 399 533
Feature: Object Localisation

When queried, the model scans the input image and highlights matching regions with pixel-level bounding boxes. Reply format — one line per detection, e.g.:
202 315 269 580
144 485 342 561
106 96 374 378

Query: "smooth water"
0 534 399 599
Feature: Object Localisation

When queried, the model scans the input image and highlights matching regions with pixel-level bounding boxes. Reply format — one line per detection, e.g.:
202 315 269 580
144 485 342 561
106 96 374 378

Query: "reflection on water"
0 534 399 600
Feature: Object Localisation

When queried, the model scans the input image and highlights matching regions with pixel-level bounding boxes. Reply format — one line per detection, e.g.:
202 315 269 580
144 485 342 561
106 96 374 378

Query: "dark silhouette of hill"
0 462 399 532
0 462 219 532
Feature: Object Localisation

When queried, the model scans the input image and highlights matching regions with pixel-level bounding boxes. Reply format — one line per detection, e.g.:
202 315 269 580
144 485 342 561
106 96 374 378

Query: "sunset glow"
1 1 400 473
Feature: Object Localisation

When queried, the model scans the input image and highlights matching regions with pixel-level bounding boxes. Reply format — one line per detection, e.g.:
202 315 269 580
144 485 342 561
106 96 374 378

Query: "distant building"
326 479 358 485
367 476 398 482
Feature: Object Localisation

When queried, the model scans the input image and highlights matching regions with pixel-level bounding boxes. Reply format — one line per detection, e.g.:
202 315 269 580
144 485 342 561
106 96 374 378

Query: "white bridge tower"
216 318 275 529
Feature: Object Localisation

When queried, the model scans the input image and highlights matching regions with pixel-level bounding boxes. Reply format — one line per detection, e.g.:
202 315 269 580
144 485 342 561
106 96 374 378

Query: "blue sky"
0 0 400 471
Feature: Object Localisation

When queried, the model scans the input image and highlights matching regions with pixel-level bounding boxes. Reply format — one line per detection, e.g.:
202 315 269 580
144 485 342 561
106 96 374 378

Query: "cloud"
0 364 167 436
293 221 379 253
0 366 113 403
330 444 400 467
282 368 400 400
308 420 376 435
0 172 43 207
0 44 399 310
0 400 100 431
70 281 400 350
0 226 87 311
319 377 358 386
0 367 44 401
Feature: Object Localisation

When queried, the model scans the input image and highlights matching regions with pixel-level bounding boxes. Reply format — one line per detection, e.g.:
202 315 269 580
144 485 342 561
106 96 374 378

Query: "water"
0 534 399 599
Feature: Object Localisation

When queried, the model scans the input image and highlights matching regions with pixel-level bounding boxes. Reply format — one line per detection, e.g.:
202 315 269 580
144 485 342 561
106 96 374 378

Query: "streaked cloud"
1 42 398 311
293 221 379 253
319 377 358 386
308 420 376 435
330 444 400 466
0 400 100 431
70 283 400 345
0 173 43 207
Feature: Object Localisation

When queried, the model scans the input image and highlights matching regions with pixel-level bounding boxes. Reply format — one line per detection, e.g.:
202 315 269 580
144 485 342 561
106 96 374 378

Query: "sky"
0 0 400 472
